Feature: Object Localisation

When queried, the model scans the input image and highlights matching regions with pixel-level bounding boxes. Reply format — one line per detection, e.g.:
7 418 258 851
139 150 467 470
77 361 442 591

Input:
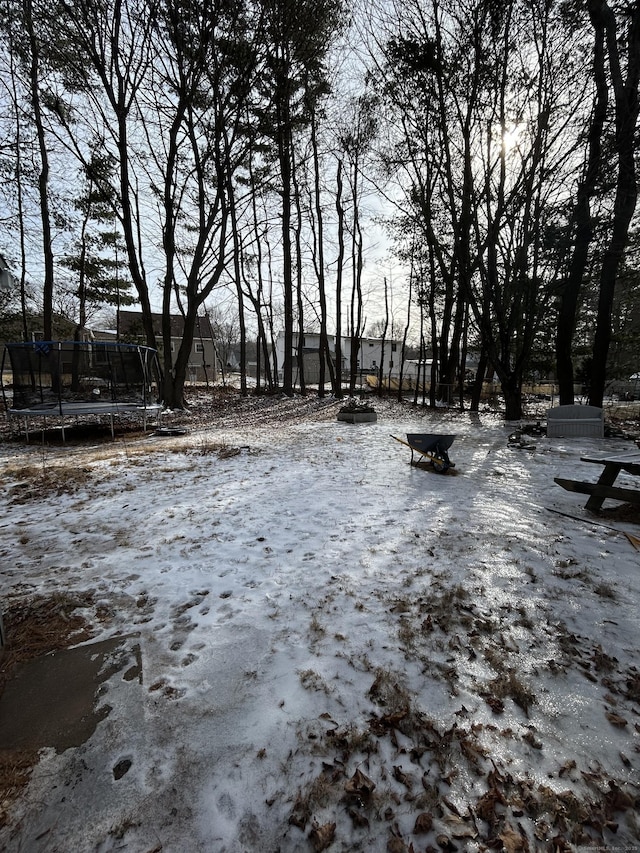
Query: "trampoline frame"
1 340 164 441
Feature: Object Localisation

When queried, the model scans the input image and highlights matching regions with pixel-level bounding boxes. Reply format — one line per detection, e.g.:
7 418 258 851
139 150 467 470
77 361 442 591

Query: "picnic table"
554 451 640 511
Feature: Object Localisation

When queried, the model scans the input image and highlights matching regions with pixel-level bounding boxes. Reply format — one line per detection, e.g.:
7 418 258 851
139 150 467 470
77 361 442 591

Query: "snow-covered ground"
0 397 639 852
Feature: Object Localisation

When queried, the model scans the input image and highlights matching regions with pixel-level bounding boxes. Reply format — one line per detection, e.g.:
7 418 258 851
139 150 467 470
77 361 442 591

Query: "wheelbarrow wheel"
432 456 449 473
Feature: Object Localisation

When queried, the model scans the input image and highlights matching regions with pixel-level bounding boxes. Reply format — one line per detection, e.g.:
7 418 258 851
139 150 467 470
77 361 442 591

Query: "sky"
0 395 639 852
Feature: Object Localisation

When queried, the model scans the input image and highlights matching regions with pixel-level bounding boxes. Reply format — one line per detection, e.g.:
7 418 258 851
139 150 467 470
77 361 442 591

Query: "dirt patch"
599 501 640 524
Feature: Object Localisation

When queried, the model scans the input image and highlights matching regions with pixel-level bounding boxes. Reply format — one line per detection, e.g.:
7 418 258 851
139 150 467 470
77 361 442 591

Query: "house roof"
119 311 214 340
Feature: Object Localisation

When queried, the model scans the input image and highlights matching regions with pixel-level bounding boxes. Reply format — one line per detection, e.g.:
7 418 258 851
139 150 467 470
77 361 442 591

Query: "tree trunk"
377 277 389 397
349 154 363 394
25 0 54 341
502 374 523 422
588 0 640 407
278 71 295 396
399 268 412 402
556 16 607 404
334 159 345 398
470 348 488 412
292 151 306 395
310 102 334 398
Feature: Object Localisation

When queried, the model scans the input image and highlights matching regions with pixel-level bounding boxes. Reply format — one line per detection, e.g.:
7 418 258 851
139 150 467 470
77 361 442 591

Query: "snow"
1 397 639 852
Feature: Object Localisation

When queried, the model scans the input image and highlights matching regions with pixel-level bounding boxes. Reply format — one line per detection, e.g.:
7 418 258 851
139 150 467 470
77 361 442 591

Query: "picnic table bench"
554 451 640 511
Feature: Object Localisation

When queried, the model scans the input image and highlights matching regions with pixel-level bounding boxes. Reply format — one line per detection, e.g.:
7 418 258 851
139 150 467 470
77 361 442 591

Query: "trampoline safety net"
1 340 162 413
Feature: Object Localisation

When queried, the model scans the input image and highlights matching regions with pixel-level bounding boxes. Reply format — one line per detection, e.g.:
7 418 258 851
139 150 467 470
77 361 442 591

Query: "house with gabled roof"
95 310 218 384
270 330 419 388
0 254 16 294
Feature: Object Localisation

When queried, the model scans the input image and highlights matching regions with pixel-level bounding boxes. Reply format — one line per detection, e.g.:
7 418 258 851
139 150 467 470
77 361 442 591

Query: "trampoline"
1 340 163 441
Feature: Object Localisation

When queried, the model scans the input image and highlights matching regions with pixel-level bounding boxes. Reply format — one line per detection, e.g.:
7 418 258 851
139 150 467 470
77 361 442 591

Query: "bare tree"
587 0 640 407
378 0 583 419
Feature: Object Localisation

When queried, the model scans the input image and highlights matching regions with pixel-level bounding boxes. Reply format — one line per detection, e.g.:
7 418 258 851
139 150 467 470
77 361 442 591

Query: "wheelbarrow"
391 433 456 472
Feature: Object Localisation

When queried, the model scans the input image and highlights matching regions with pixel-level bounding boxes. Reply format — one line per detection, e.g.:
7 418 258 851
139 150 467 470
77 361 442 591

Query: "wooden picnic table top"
580 451 640 472
556 449 640 511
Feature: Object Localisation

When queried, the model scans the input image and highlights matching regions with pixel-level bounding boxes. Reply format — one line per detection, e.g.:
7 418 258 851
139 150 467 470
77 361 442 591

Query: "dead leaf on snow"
604 781 636 812
460 736 489 764
383 709 410 727
309 821 336 852
413 812 433 834
443 812 477 840
499 823 529 852
558 760 576 778
435 833 457 851
288 796 310 829
475 786 507 825
344 768 376 800
626 671 640 701
392 765 413 789
485 695 505 714
522 730 542 749
605 710 628 728
442 797 461 816
347 806 369 828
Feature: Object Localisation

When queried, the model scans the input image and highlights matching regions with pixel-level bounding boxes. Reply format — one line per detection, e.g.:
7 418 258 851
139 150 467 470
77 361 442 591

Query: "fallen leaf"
344 768 376 799
498 823 529 852
393 765 413 789
604 781 635 812
288 796 310 829
442 797 461 816
605 710 628 728
475 786 506 823
523 730 542 749
486 695 505 713
347 807 369 828
309 821 336 852
413 813 433 834
626 672 640 701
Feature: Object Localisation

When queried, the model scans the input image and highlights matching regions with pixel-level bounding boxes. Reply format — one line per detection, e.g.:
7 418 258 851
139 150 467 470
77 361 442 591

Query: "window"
94 343 109 365
369 342 374 347
391 343 397 352
195 342 204 354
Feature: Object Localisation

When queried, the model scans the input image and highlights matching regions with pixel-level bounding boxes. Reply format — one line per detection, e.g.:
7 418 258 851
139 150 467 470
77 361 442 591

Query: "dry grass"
594 581 617 600
7 465 94 504
298 669 333 695
487 669 536 716
0 592 96 685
